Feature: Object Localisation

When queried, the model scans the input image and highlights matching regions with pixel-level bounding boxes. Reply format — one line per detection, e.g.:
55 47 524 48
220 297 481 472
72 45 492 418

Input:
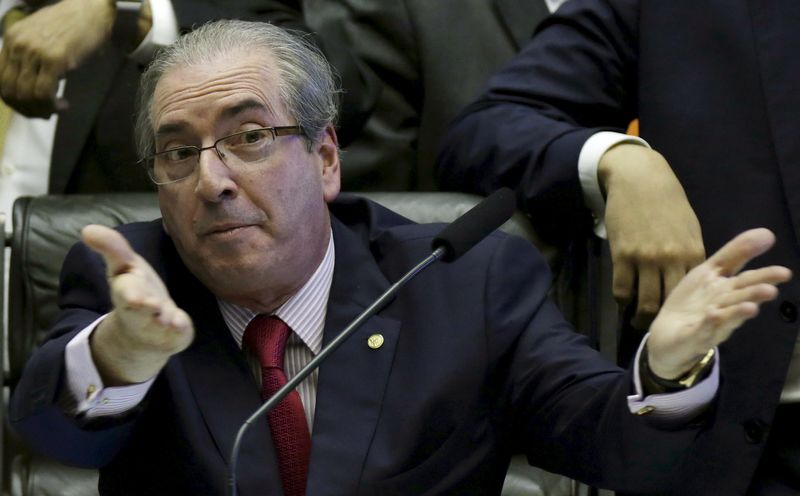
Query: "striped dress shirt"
218 235 334 431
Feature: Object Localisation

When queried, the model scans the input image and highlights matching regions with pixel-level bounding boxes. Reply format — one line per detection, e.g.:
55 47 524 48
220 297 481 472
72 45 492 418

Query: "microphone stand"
227 246 447 496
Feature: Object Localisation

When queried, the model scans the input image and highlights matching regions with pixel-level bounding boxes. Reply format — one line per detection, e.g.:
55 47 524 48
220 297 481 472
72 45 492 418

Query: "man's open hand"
646 228 791 379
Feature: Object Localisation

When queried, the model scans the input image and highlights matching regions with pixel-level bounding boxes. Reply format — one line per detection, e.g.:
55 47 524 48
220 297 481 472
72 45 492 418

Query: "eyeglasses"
141 125 305 185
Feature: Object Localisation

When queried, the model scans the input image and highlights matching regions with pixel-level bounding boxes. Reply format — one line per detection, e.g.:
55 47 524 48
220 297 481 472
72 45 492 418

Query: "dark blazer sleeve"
436 0 640 244
8 241 139 468
485 234 697 492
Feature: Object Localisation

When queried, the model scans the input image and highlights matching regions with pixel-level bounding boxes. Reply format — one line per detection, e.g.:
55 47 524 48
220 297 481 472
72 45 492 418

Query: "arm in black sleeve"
436 0 640 244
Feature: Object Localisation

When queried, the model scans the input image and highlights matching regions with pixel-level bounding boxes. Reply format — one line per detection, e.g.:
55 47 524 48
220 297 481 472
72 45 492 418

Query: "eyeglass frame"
139 125 306 185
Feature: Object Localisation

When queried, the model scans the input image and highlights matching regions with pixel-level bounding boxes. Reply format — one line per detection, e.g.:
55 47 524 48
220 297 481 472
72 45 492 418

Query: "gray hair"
134 20 339 159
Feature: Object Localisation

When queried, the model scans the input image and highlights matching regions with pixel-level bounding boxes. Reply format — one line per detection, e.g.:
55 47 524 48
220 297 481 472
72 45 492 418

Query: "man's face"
151 52 340 311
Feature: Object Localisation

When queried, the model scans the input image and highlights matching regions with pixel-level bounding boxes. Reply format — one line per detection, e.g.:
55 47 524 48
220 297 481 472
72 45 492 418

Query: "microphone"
227 188 516 495
432 187 516 261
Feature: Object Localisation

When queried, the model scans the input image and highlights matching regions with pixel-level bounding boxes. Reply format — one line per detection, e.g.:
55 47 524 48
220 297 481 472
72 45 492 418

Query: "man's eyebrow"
154 100 271 137
156 121 189 137
220 99 270 120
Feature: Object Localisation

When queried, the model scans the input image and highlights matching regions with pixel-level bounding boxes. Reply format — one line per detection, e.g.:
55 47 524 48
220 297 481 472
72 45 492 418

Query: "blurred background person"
305 0 567 191
438 1 800 494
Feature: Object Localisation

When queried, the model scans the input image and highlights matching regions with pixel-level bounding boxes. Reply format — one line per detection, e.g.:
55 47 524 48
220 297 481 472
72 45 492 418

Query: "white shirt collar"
217 231 335 354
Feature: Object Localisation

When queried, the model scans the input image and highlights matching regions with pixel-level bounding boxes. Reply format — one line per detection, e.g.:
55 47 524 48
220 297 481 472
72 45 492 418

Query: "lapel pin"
367 333 384 349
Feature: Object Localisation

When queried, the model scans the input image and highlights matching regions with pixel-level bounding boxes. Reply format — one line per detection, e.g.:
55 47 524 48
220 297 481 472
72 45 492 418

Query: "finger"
612 260 636 305
706 301 760 343
733 266 793 289
0 44 10 75
632 265 661 329
706 228 776 276
112 273 163 312
0 27 28 104
168 309 192 331
663 264 686 300
717 283 780 308
156 302 191 330
81 224 138 277
12 57 45 115
0 55 21 105
28 60 60 116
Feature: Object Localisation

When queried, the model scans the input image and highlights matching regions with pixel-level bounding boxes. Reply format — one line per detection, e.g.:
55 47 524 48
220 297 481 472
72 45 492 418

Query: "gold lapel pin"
367 333 384 349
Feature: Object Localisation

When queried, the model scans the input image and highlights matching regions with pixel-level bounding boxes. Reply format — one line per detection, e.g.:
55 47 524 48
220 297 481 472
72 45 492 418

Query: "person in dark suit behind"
437 0 800 493
304 0 563 191
8 19 791 496
0 0 376 196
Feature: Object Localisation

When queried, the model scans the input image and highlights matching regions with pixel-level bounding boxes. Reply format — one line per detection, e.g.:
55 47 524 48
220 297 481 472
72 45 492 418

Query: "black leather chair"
3 192 580 496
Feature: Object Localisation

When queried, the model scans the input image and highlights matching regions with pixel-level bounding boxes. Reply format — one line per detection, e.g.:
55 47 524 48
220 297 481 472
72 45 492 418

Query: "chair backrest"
5 193 162 496
4 192 572 496
8 194 162 386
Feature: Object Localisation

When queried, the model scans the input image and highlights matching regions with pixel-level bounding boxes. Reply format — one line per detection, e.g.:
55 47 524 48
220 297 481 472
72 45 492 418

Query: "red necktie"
243 315 311 496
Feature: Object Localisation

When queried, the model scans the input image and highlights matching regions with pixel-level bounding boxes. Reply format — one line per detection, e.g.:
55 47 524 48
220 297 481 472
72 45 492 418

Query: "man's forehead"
151 53 286 126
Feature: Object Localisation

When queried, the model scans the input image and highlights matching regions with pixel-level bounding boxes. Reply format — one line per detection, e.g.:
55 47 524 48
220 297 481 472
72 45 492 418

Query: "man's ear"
317 124 341 202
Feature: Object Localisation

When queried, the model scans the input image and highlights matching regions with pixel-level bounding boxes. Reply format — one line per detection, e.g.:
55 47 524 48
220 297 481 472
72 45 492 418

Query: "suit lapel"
306 216 401 495
49 45 124 193
495 0 549 49
169 263 284 495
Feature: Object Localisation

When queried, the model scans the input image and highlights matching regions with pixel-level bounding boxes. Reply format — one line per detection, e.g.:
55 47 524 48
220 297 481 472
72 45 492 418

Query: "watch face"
678 349 716 388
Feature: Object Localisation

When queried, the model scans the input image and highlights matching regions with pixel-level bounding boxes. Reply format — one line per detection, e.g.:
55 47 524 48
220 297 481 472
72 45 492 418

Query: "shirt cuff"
577 131 650 239
64 314 155 418
626 334 719 419
129 0 178 64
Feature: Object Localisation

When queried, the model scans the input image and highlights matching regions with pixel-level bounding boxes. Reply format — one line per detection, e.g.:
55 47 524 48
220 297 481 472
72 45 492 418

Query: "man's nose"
193 145 237 201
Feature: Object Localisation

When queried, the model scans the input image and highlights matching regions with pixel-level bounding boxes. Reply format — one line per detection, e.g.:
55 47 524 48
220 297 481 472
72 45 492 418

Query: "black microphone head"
432 188 516 262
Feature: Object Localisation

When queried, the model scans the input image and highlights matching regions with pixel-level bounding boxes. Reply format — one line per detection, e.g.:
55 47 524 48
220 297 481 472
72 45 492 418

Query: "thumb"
81 224 137 277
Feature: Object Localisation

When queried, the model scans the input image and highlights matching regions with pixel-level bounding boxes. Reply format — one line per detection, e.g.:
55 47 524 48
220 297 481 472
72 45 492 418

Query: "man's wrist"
577 131 650 239
640 345 716 394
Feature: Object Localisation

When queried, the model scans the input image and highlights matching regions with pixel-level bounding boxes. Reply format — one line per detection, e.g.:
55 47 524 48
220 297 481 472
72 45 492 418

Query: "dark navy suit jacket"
10 196 699 495
438 1 800 493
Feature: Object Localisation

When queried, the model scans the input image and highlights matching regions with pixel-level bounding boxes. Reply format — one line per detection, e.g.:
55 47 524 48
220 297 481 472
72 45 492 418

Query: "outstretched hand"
645 228 791 379
82 224 194 386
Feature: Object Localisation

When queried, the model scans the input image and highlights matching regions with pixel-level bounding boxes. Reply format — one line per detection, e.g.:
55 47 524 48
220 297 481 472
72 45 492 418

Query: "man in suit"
0 0 375 198
304 0 566 191
8 19 791 495
438 0 800 493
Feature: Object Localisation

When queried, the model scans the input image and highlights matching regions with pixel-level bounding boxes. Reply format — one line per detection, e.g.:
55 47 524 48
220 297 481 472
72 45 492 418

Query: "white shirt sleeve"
626 333 719 419
64 315 155 418
577 131 651 239
128 0 179 64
